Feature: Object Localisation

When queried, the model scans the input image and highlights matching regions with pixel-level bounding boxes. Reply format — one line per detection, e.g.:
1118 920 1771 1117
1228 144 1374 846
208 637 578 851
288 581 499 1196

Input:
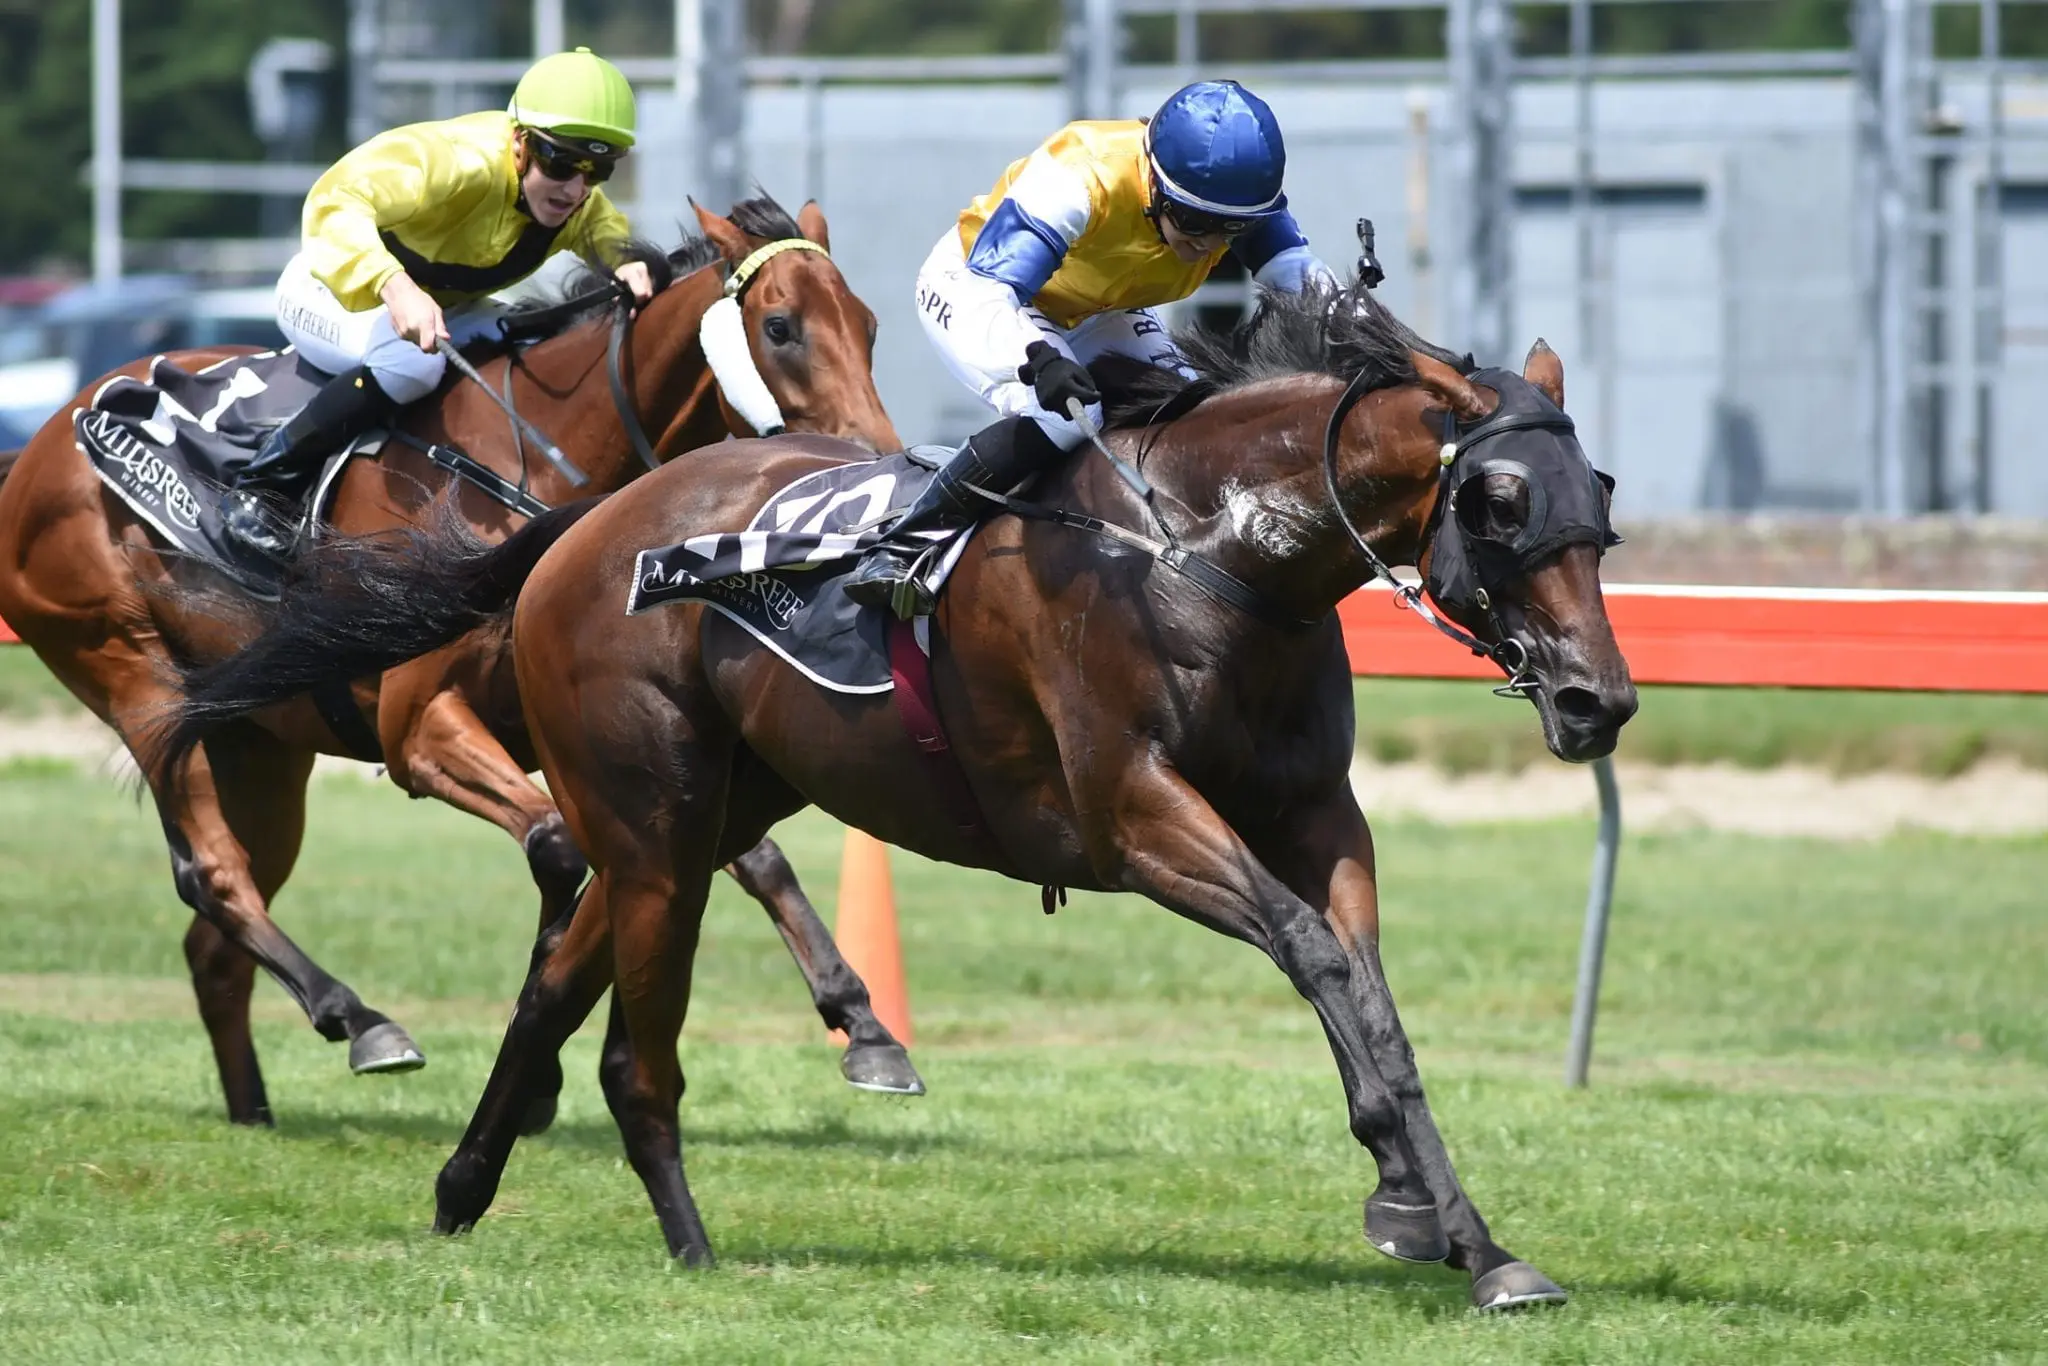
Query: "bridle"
450 235 832 507
1319 367 1582 696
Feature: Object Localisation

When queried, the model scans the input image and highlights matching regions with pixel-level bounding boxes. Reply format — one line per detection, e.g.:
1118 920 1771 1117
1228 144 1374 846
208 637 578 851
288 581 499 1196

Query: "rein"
435 245 776 515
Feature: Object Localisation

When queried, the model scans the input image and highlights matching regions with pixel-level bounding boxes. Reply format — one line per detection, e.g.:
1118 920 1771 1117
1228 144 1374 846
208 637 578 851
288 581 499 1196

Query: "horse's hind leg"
155 722 425 1078
183 917 268 1125
600 857 719 1265
434 875 614 1236
727 835 923 1096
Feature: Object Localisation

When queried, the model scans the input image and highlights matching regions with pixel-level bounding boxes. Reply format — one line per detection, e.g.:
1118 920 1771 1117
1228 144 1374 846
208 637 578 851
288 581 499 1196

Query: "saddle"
628 448 972 693
74 342 525 597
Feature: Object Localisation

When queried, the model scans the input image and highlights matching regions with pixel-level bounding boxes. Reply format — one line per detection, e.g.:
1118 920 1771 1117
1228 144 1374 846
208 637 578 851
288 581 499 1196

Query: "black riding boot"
222 365 394 561
844 416 1065 616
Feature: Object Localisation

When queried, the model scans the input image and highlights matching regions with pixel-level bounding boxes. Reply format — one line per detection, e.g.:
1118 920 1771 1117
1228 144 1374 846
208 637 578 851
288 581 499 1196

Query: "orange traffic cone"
830 826 913 1045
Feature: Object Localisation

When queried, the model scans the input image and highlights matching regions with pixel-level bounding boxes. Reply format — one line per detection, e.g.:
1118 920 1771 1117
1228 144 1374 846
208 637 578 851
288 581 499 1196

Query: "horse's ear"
692 198 752 264
1411 351 1495 423
1523 337 1565 408
796 200 831 251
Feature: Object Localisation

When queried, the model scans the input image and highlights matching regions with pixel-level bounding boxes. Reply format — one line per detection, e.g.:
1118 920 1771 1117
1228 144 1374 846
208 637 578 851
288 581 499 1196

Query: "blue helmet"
1145 80 1287 222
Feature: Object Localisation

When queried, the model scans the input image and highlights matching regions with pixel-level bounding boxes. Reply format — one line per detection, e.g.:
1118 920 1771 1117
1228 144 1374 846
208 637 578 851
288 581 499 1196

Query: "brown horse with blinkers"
0 195 920 1128
163 282 1637 1307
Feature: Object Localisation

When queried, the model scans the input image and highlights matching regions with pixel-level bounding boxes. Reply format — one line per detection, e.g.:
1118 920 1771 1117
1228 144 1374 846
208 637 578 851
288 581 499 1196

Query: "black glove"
1018 340 1100 417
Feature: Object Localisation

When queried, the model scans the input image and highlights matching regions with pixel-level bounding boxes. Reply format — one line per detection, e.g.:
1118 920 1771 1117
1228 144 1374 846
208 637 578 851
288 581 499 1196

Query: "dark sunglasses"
1158 196 1254 240
525 133 619 185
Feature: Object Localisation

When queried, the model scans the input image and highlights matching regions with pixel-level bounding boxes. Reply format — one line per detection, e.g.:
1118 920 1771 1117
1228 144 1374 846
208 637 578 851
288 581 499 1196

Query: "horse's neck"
509 268 728 496
1120 376 1427 620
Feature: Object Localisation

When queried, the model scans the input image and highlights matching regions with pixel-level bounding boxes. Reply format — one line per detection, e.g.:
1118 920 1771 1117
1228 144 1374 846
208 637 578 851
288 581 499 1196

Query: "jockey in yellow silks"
222 47 655 561
846 79 1337 611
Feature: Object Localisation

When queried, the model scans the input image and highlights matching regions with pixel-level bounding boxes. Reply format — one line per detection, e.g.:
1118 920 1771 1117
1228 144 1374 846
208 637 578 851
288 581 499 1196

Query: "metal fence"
84 0 2048 515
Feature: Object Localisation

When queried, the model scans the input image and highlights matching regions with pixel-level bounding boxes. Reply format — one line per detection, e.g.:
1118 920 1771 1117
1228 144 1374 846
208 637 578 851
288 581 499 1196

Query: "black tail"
152 499 600 792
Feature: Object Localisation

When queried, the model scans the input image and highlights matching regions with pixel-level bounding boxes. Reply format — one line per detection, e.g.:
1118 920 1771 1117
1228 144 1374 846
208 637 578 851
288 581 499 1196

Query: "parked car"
0 276 284 439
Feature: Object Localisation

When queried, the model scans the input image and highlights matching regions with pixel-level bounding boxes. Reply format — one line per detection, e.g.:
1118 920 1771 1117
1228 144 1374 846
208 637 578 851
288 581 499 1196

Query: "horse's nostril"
1554 685 1607 731
1555 683 1638 733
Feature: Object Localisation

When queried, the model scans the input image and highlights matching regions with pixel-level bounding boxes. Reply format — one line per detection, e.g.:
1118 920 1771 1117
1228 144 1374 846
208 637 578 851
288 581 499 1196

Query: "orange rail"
1339 582 2048 693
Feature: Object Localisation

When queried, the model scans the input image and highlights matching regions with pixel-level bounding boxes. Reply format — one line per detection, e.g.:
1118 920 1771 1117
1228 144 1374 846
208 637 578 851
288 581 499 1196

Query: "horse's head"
1404 342 1638 761
693 198 900 453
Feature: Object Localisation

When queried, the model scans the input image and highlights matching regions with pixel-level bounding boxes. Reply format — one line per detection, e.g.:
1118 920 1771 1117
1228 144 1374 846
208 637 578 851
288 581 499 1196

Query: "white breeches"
913 230 1188 450
272 253 511 404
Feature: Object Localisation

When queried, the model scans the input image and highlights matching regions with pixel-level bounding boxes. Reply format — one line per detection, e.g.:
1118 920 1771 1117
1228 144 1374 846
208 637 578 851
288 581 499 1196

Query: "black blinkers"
1422 368 1621 626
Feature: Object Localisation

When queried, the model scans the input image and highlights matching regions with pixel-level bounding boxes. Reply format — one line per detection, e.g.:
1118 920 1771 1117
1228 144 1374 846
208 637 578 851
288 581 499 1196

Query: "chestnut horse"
163 284 1637 1307
0 196 919 1128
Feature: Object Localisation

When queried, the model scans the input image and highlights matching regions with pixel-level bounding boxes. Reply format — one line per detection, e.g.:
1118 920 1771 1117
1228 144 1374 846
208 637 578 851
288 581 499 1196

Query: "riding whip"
1065 398 1157 504
436 339 590 488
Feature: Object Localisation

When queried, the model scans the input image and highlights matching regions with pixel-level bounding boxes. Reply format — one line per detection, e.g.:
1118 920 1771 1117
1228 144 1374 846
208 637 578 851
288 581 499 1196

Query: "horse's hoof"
430 1207 474 1237
349 1021 426 1075
1471 1261 1569 1311
517 1092 559 1136
1363 1191 1451 1264
841 1042 926 1096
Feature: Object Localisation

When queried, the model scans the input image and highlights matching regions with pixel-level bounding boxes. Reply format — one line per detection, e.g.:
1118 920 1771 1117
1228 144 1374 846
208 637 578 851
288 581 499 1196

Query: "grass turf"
3 645 2044 777
0 763 2042 1363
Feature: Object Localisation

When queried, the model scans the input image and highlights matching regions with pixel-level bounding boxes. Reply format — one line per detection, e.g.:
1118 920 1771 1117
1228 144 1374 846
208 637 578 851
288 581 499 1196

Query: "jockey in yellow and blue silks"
221 47 654 561
846 79 1337 612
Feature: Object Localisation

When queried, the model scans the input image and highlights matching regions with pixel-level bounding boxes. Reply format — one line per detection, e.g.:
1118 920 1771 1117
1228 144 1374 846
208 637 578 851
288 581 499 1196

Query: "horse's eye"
763 314 796 347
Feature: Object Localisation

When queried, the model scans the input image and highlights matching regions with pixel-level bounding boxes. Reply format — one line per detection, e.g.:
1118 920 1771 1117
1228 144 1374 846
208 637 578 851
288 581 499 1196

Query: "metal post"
803 68 825 208
698 0 748 210
1877 0 1915 514
673 0 703 203
1066 0 1118 122
91 0 120 285
1564 754 1622 1087
1975 0 2004 512
347 0 380 145
1174 0 1197 78
1446 0 1514 365
1405 89 1434 339
1570 0 1596 399
533 0 564 57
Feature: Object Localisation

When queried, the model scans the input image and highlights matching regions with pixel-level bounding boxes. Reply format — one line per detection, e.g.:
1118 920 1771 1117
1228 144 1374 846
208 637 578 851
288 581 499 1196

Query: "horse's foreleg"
1261 798 1567 1311
434 876 614 1235
377 669 587 934
1105 767 1444 1264
725 834 925 1097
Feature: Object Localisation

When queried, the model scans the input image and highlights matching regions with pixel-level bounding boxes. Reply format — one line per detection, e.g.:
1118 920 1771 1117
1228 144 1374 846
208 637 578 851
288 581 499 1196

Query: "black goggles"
524 132 619 185
1156 194 1255 240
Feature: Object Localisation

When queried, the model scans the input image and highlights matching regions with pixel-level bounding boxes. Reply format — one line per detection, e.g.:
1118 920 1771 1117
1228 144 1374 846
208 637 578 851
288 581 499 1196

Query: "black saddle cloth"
627 448 966 693
73 348 366 594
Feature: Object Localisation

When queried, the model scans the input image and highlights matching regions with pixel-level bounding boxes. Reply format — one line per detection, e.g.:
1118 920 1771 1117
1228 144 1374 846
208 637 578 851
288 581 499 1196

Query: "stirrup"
886 541 944 620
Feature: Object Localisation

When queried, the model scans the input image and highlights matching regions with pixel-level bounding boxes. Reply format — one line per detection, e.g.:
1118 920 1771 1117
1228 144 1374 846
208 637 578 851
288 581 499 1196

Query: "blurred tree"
0 0 348 272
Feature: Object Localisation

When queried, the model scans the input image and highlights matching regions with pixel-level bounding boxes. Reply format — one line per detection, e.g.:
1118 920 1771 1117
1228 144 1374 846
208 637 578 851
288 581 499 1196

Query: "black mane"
1098 281 1472 430
502 193 807 337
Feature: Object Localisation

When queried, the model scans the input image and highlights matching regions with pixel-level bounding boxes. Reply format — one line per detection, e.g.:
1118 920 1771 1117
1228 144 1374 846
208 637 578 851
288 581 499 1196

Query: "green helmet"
509 47 636 151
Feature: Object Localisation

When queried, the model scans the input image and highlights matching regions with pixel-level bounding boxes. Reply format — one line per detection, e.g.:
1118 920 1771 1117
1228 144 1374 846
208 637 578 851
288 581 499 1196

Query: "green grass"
0 764 2044 1363
0 648 83 717
1353 677 2048 776
3 645 2045 776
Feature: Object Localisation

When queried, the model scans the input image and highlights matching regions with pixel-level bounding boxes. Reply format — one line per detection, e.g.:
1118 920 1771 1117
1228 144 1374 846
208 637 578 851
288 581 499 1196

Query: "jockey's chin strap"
697 237 833 440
